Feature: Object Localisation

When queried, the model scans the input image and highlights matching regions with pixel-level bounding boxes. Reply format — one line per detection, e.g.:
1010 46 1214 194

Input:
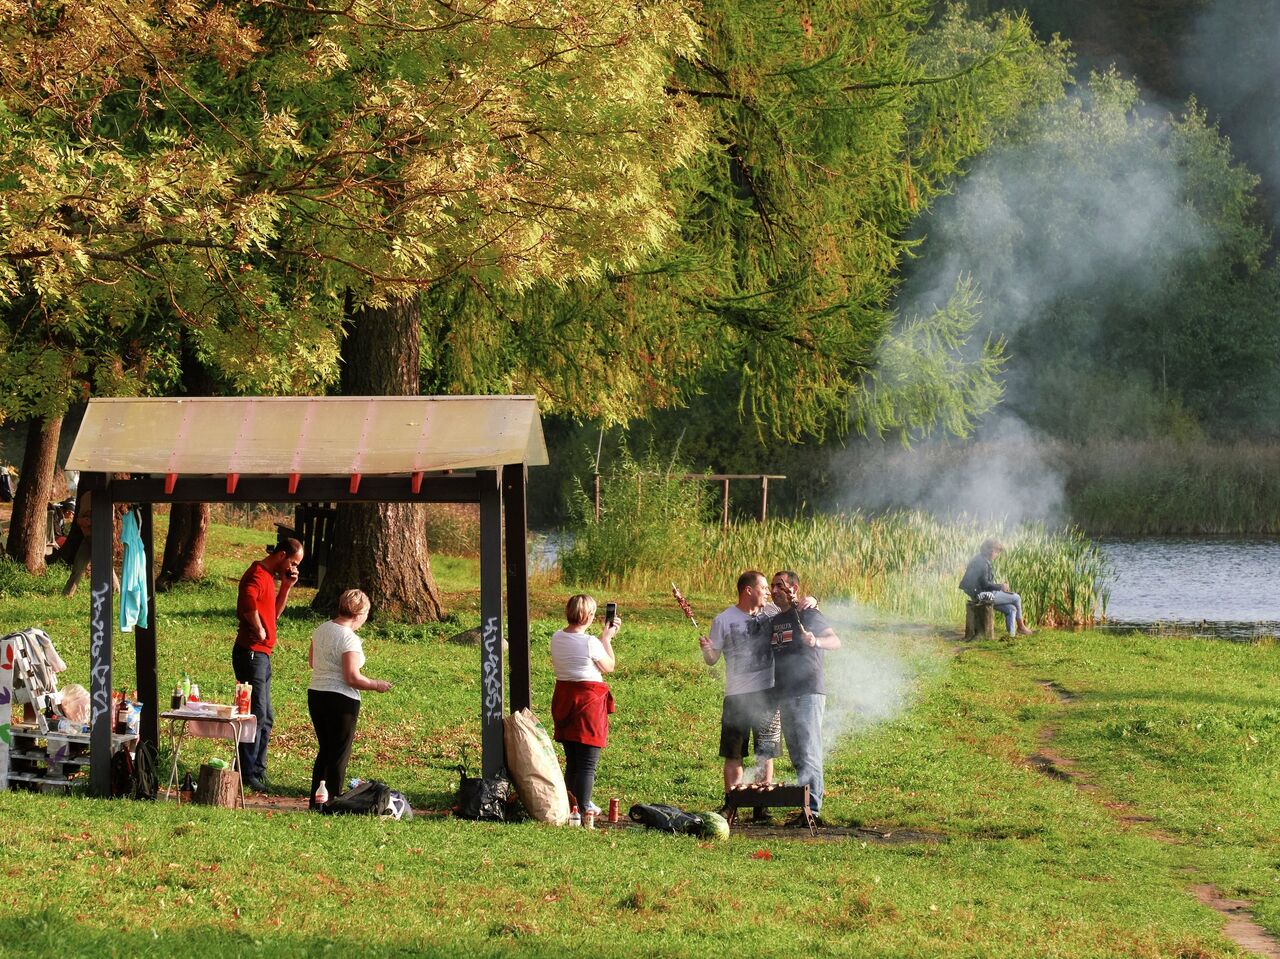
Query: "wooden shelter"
65 396 548 796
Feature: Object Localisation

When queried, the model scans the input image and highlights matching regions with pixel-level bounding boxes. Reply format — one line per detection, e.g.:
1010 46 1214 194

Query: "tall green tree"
425 2 1070 442
0 0 706 601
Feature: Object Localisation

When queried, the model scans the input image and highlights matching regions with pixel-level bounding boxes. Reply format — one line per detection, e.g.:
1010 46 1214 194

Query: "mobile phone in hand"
605 602 618 627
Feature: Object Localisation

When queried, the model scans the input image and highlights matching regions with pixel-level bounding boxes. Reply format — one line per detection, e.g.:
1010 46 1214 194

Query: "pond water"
1098 537 1280 640
532 531 1279 640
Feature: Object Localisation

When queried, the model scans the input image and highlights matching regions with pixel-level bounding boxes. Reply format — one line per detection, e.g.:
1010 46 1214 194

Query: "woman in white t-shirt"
307 589 391 809
549 594 620 816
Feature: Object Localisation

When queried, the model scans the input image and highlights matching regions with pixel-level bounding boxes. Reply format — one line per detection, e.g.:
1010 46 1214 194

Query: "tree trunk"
312 295 444 622
5 414 63 573
158 335 217 588
157 503 209 591
195 762 241 808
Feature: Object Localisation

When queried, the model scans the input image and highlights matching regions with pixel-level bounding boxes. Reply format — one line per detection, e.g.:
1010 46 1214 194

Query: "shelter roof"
66 396 548 477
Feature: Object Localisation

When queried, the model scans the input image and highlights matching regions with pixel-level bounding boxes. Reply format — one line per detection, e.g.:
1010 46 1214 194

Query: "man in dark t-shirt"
768 569 840 824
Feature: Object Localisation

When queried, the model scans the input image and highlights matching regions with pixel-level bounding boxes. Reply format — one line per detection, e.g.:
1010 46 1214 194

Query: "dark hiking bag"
132 740 158 800
322 779 390 815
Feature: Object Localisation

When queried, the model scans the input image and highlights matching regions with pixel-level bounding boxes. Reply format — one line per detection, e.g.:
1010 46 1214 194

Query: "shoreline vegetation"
562 459 1109 627
836 438 1280 536
0 517 1275 956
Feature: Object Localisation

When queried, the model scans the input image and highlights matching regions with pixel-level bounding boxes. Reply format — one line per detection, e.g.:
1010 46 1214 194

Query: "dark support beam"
135 504 159 753
503 464 531 713
111 474 483 504
86 473 114 797
478 470 505 779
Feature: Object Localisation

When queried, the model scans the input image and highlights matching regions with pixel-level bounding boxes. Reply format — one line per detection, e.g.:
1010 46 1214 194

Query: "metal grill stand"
723 783 815 834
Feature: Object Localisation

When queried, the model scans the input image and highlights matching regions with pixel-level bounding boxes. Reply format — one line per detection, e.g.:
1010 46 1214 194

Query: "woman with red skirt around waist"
550 594 620 816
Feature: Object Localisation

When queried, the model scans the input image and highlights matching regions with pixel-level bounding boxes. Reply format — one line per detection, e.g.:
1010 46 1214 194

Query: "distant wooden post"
721 479 730 529
761 476 769 522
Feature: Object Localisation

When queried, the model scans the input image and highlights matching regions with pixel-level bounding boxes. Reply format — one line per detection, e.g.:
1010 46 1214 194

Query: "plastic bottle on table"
181 671 191 702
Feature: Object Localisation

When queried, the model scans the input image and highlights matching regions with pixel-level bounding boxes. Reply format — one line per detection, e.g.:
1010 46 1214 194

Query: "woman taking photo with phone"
550 594 620 817
307 588 392 809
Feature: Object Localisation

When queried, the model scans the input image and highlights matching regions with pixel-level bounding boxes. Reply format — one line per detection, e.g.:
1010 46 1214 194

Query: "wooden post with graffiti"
478 470 505 779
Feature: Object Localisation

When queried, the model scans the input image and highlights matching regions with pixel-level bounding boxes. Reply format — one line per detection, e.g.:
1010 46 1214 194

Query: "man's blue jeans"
778 693 825 814
989 590 1023 636
232 646 273 783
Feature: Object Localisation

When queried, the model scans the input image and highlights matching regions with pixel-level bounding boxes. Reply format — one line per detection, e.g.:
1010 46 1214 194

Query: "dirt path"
1027 679 1280 958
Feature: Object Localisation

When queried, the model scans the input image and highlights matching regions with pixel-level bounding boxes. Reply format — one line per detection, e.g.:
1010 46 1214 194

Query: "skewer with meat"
670 582 700 632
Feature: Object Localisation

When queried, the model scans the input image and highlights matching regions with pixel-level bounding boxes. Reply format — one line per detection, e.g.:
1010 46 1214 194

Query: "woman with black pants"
550 594 620 816
307 589 391 808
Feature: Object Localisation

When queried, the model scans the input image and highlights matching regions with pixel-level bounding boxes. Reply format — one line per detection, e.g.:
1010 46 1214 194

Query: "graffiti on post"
89 580 110 727
482 616 502 722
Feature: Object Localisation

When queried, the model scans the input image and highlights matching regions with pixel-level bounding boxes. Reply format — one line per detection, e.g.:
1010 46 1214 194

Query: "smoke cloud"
833 72 1224 519
1179 0 1280 229
820 601 945 752
829 416 1065 525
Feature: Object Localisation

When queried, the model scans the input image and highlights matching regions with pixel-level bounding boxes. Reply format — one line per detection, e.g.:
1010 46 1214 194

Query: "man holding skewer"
699 570 782 795
768 569 839 826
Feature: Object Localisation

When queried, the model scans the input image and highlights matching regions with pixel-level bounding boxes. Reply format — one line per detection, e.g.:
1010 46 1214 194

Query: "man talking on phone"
232 537 304 792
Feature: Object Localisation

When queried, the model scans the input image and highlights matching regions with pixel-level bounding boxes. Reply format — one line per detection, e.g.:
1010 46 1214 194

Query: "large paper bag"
502 708 570 825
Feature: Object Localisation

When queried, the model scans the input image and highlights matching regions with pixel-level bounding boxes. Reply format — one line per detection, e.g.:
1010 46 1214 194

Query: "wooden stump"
195 763 241 808
965 601 995 641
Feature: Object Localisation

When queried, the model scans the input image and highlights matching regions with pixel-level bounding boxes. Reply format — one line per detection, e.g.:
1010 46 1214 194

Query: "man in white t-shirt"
700 570 781 793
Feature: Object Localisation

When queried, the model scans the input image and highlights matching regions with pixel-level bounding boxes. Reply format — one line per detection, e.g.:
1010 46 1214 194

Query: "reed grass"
1066 439 1280 534
566 508 1108 627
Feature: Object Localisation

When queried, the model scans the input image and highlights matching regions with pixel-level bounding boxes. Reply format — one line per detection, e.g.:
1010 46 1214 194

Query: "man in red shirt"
232 538 303 791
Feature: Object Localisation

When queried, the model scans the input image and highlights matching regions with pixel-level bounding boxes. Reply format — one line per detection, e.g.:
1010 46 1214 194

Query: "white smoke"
1179 0 1280 229
831 415 1064 525
817 601 944 752
833 74 1216 519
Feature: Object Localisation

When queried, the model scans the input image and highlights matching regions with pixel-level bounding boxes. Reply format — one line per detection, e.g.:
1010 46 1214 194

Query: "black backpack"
628 803 705 835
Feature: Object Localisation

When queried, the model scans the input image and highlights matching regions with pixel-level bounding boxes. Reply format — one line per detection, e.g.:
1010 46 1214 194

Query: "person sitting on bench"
960 538 1033 636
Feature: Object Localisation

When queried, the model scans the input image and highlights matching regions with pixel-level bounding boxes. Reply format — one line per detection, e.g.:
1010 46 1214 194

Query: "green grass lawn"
1 522 1277 956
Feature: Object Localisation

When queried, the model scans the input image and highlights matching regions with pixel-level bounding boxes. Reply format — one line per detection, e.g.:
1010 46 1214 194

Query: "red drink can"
608 798 619 823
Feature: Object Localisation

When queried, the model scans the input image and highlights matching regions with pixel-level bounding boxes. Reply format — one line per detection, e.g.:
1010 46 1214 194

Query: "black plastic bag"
452 765 513 822
628 803 705 835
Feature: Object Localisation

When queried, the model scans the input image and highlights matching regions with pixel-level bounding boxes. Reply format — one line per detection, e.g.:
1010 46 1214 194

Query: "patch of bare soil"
1191 885 1280 959
1028 678 1279 957
727 819 946 844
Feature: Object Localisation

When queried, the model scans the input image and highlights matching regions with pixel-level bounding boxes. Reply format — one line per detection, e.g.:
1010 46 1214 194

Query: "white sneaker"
586 802 602 815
